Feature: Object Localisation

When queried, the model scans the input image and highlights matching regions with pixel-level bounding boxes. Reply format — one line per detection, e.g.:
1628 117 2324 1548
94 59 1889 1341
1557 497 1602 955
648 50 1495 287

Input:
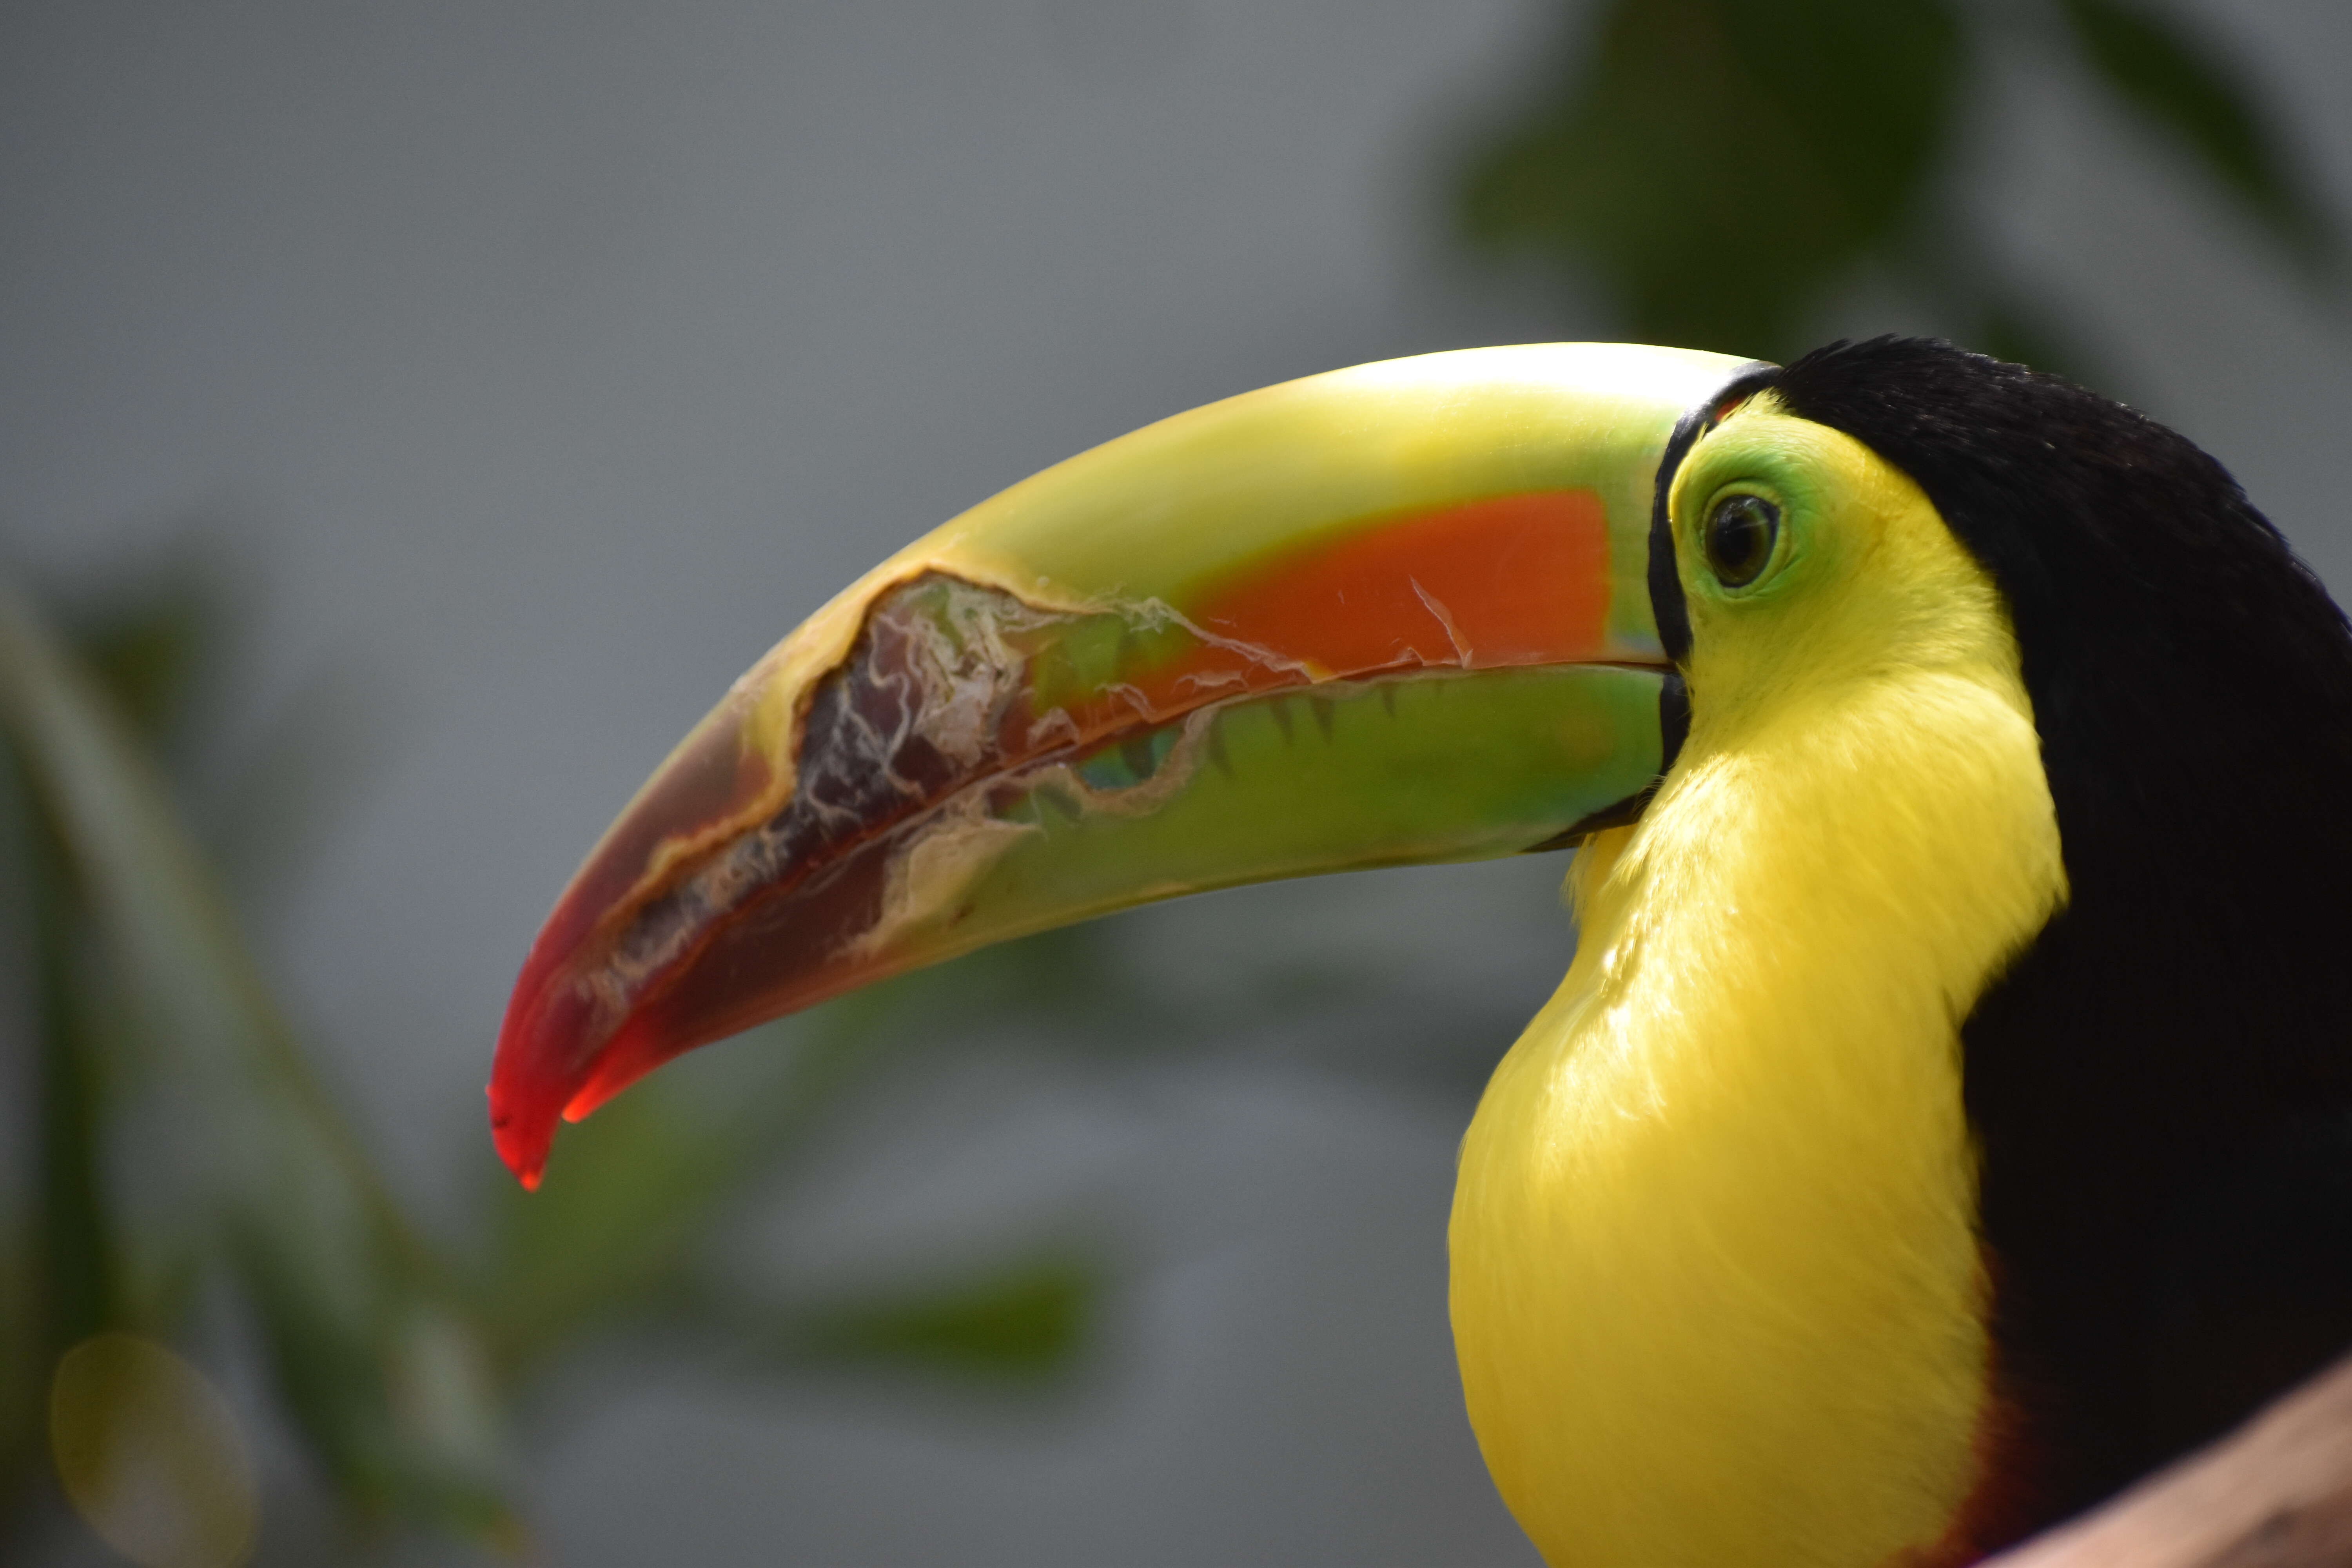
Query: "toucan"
489 338 2352 1566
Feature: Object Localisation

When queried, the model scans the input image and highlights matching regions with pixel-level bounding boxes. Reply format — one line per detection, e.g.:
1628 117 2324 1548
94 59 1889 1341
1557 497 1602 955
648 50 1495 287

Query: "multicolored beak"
490 344 1757 1186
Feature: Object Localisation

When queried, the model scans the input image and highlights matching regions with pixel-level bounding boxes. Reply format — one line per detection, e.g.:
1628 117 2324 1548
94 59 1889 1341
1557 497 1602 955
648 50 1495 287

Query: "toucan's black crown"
1773 337 2345 674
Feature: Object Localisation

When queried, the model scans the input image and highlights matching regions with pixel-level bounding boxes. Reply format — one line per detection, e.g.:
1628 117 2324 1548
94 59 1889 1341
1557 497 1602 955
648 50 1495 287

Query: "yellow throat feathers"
1449 403 2068 1568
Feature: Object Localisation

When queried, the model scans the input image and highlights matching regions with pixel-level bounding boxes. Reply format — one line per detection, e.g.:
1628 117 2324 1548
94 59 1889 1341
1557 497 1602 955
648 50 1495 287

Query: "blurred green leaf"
1459 0 1964 357
2055 0 2334 272
769 1254 1098 1384
67 581 214 753
21 806 123 1361
1455 0 2340 367
0 582 513 1539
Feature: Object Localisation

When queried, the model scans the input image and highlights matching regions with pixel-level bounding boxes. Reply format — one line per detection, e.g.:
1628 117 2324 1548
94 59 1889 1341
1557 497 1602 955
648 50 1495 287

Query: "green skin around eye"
1674 410 1860 610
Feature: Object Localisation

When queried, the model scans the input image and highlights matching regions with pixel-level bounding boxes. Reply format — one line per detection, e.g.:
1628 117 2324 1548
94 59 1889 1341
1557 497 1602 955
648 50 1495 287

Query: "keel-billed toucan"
490 338 2352 1565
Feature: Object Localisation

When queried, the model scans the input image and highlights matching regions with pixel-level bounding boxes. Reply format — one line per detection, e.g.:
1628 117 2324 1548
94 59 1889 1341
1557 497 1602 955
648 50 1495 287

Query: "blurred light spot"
49 1333 258 1568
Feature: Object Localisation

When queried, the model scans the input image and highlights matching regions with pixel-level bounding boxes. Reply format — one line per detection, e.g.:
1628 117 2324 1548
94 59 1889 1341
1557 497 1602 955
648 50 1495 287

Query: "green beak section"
492 344 1754 1186
967 664 1668 931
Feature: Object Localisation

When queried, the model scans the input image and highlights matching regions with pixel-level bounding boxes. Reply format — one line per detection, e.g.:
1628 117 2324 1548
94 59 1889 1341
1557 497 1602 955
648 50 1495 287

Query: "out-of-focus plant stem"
28 819 120 1365
0 581 516 1546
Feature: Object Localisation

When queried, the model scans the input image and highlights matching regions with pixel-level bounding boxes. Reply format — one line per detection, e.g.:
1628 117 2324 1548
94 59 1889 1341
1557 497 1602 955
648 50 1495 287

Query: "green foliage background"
1458 0 2334 363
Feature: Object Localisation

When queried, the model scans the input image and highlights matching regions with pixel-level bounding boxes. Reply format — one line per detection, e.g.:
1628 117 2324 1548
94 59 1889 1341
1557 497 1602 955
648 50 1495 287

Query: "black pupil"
1704 494 1780 587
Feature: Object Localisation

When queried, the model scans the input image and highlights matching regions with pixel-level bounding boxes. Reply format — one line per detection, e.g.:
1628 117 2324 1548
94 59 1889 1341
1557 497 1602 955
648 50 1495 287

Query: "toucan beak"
490 343 1758 1187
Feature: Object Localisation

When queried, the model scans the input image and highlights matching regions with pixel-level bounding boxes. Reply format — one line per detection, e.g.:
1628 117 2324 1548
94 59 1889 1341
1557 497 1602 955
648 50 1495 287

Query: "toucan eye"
1703 494 1780 588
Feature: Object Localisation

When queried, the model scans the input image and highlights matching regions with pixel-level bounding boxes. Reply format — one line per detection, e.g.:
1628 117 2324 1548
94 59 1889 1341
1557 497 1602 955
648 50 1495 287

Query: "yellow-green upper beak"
491 343 1759 1186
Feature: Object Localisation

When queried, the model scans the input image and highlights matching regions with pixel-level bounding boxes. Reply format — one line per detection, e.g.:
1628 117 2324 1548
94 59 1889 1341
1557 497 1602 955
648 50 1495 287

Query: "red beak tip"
494 1120 553 1190
493 1124 552 1187
487 1070 562 1191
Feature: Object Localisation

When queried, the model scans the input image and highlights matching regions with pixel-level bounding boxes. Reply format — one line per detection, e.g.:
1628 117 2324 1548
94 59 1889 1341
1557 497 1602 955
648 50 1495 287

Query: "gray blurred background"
5 1 2350 1563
